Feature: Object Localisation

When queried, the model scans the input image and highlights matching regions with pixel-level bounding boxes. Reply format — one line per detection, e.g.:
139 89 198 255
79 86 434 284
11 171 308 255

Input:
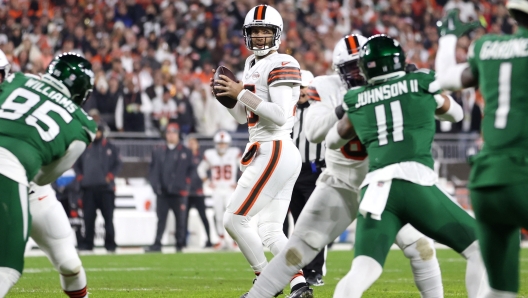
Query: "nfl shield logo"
377 181 384 187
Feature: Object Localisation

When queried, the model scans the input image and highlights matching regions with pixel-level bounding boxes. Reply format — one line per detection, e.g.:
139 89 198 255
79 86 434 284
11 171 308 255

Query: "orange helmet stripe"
346 35 359 54
254 5 267 20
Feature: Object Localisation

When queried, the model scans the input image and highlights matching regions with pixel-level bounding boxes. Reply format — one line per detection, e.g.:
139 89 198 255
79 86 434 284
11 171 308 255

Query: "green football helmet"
46 52 94 106
359 34 406 84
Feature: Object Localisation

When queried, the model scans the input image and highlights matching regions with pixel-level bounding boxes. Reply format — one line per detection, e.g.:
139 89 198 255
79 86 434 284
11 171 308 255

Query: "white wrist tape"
436 95 463 122
237 89 262 111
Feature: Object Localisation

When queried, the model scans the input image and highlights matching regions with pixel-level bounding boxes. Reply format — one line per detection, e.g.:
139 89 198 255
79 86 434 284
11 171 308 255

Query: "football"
213 65 238 109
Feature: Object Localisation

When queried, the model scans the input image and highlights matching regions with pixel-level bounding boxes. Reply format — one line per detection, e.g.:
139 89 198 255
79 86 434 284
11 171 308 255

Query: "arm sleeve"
305 101 339 144
435 35 469 91
197 159 210 180
33 140 87 186
227 101 248 124
238 84 293 126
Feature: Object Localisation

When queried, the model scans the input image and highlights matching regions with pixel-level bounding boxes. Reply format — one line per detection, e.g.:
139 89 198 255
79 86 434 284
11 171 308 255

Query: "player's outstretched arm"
326 116 356 150
305 101 340 144
435 10 480 90
33 141 87 186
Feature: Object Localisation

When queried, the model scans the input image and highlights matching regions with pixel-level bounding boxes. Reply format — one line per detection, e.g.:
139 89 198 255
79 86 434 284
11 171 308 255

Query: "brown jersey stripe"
345 35 359 54
307 88 321 100
269 71 302 77
270 67 301 74
235 140 282 216
268 75 302 85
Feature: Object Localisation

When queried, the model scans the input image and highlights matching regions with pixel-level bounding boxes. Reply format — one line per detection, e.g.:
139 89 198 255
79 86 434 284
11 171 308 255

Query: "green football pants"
355 179 477 266
471 183 528 293
0 175 30 273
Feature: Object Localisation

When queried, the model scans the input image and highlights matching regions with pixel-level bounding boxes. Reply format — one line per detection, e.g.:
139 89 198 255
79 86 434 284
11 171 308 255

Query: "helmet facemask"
335 58 365 89
243 25 281 57
215 142 229 155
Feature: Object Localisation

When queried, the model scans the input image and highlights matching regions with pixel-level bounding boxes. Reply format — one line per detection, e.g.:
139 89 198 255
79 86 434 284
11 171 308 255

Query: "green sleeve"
343 87 361 113
414 69 441 95
75 109 97 145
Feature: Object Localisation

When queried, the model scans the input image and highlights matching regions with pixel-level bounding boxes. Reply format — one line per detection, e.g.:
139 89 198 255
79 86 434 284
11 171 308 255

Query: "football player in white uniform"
197 130 240 250
29 183 88 298
212 4 312 298
0 51 88 298
246 35 445 298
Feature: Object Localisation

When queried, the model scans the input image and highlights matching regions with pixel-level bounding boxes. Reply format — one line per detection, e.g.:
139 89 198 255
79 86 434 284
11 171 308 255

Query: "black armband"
335 105 346 119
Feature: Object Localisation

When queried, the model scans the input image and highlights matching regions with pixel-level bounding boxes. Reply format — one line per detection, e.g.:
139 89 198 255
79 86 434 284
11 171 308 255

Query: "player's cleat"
305 273 324 287
204 241 213 248
144 245 161 253
286 285 314 298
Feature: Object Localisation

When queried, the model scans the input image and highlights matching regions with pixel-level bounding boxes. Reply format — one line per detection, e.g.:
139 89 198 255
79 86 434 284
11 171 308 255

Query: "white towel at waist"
359 161 438 220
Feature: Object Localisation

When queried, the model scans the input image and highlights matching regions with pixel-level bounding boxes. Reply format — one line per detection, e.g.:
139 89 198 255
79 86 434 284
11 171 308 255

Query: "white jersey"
241 52 301 142
198 147 241 188
304 75 368 189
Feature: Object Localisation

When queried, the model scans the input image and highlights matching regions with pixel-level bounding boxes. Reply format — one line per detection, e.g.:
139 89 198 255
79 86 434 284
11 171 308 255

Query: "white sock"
0 267 20 298
61 267 87 297
484 288 517 298
461 241 489 298
402 238 443 298
248 235 319 298
333 256 382 298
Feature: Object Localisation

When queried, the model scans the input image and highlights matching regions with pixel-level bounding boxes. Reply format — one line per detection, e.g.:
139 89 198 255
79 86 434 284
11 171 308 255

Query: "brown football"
213 65 238 109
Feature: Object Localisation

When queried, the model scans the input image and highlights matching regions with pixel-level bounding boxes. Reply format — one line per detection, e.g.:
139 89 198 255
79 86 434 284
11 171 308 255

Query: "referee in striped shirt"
286 70 326 286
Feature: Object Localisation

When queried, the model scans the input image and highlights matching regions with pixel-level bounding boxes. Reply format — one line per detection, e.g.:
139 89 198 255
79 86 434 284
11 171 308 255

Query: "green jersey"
343 70 439 172
467 27 528 188
0 72 96 181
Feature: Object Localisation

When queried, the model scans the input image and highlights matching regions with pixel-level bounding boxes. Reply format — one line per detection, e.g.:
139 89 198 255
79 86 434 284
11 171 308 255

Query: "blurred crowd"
0 0 515 135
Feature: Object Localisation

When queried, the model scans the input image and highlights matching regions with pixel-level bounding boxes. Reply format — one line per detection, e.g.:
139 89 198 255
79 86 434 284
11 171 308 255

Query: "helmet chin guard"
243 5 283 57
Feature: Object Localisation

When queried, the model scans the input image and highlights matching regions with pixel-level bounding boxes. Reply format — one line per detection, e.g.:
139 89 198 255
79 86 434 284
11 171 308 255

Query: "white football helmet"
332 34 368 89
243 4 283 57
213 130 231 155
0 49 11 83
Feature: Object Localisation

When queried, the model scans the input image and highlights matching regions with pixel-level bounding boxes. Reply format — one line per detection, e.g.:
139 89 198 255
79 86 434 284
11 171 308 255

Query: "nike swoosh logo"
38 195 48 201
282 61 290 66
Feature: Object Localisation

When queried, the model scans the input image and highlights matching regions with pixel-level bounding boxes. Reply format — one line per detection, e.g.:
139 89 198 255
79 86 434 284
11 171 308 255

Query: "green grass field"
8 249 528 297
